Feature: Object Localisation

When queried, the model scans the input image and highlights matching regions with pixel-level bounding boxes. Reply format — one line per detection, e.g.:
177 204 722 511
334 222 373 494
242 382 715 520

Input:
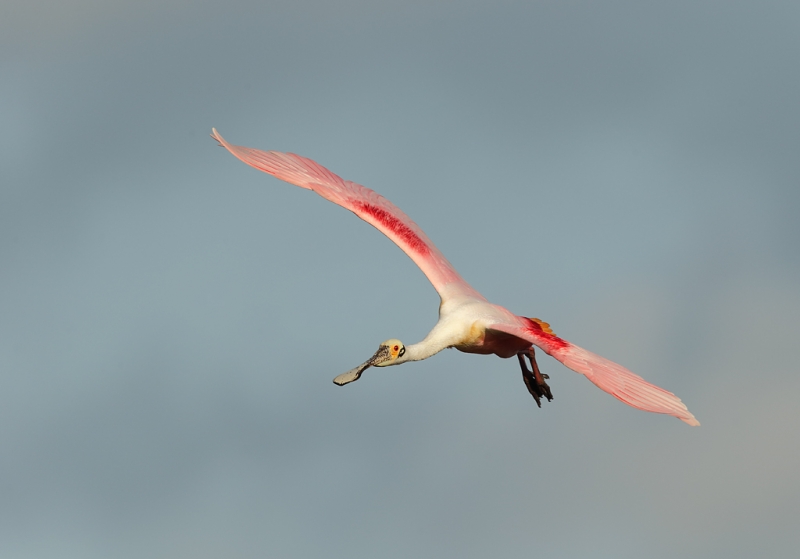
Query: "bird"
211 128 699 426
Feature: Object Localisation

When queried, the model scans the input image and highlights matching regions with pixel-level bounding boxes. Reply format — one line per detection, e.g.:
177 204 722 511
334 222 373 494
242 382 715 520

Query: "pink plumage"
212 128 699 427
212 129 480 302
488 321 700 426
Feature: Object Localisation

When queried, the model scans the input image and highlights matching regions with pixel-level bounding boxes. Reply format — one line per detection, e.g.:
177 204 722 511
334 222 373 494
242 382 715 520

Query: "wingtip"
210 127 222 144
681 415 701 427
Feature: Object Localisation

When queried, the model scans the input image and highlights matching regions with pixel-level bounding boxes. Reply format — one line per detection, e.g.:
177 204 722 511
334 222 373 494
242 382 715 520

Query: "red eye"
393 345 399 351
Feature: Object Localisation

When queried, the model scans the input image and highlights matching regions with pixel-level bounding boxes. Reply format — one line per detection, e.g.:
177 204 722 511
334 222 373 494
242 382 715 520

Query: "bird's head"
333 339 406 386
374 339 406 366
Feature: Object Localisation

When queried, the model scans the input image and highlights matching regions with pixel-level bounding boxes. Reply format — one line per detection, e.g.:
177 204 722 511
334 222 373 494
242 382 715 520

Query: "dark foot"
517 349 553 408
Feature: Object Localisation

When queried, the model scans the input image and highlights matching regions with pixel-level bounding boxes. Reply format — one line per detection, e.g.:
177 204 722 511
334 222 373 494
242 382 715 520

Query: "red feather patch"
354 202 431 256
523 317 568 351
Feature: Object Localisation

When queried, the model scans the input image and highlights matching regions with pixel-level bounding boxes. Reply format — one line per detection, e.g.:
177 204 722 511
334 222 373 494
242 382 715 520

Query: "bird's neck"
403 341 443 363
401 301 484 364
402 328 455 363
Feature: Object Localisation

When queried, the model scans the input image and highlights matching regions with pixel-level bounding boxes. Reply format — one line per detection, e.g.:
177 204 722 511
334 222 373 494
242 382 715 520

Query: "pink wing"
488 319 700 426
211 129 482 302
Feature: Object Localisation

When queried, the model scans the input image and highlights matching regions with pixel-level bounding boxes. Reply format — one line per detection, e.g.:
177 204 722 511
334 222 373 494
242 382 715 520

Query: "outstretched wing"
212 129 483 302
488 319 700 426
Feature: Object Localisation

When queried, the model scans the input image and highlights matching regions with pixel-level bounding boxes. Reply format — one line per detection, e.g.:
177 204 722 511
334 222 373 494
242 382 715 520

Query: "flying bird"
211 128 699 426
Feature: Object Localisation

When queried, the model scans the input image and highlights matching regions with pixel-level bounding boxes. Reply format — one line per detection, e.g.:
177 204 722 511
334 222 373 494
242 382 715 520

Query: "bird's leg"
517 348 553 408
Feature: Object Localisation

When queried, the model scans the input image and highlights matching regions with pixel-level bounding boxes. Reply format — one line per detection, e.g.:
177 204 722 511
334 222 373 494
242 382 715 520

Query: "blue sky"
2 1 799 557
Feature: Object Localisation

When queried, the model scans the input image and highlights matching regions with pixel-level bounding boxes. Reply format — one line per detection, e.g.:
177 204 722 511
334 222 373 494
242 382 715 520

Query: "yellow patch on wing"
467 321 486 345
528 317 554 335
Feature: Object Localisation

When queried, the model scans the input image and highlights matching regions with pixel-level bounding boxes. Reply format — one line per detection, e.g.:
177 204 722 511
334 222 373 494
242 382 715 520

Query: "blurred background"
2 1 798 557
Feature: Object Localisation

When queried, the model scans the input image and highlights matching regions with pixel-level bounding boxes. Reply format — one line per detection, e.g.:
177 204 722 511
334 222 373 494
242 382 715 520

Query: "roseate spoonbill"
211 128 699 426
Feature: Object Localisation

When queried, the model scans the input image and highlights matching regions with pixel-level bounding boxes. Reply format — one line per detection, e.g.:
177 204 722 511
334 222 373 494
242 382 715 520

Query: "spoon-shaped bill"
332 345 390 386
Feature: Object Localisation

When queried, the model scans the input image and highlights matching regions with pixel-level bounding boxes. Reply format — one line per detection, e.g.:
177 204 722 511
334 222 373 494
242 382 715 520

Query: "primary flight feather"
212 128 699 426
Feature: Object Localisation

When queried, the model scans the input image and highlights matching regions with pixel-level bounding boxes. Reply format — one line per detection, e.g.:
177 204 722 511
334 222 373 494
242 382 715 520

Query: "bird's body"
404 296 522 359
212 129 699 426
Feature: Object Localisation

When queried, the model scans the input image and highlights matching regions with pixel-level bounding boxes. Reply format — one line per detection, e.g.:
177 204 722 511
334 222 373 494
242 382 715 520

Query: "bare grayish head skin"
333 339 405 385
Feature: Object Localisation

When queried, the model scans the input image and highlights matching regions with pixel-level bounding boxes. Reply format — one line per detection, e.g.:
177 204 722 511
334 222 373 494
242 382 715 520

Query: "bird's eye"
393 345 399 352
